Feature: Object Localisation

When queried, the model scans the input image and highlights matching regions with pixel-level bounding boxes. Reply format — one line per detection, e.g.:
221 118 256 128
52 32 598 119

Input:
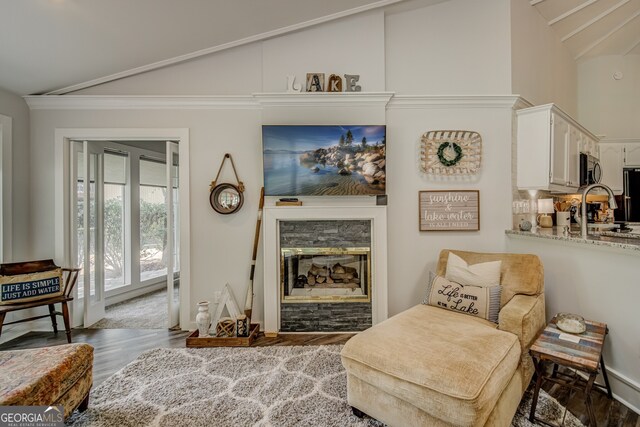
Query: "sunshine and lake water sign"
419 190 480 231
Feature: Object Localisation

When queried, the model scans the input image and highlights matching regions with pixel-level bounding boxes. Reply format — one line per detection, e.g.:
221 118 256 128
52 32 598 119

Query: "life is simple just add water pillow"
422 253 503 323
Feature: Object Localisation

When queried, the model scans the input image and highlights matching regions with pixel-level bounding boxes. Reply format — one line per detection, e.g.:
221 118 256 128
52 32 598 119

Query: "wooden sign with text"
419 190 480 231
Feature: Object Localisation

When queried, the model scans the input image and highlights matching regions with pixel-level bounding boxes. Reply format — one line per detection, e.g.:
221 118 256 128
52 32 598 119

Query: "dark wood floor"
1 329 637 426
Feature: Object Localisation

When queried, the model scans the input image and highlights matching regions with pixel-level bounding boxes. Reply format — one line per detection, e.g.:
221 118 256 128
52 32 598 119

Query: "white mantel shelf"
262 205 388 335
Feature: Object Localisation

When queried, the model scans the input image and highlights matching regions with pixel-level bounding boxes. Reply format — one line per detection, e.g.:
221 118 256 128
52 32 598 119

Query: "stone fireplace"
263 206 387 335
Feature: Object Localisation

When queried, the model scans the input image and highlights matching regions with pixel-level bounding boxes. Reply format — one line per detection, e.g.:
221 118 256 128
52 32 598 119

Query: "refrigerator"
619 168 640 222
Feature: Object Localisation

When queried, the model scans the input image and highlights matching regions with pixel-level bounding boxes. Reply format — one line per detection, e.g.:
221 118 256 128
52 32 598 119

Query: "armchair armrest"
498 294 545 352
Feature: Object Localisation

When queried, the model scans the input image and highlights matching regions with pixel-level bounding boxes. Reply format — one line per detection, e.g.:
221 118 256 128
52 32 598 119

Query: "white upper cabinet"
567 124 580 188
599 143 624 195
624 144 640 167
517 104 593 193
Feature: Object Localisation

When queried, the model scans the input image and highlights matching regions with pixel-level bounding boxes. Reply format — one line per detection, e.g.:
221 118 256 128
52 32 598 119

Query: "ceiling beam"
549 0 599 26
561 0 629 42
623 35 640 55
45 0 406 95
576 8 640 59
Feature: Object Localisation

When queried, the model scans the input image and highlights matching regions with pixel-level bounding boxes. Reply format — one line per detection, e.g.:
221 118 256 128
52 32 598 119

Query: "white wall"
386 104 514 314
262 11 386 93
507 236 640 414
30 107 264 324
72 43 263 95
0 87 32 342
27 1 523 324
509 0 578 115
0 87 30 261
578 54 640 139
386 0 512 94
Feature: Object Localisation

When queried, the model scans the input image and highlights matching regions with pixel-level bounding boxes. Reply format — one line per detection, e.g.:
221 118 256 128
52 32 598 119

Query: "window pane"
140 159 167 281
104 183 126 290
76 178 84 300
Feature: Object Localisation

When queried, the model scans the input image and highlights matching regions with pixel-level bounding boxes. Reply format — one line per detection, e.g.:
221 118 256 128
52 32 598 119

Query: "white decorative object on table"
344 74 361 92
286 75 303 93
211 283 241 327
537 199 554 228
556 313 586 334
195 301 211 337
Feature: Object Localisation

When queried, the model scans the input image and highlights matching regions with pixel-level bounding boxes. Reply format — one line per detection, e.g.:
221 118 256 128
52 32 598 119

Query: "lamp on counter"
537 198 554 228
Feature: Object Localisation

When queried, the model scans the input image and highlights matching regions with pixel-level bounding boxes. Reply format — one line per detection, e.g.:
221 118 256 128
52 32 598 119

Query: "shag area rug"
90 288 178 329
67 346 584 427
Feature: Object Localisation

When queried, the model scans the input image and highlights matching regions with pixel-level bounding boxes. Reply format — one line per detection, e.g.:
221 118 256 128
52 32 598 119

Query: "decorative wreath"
437 142 463 167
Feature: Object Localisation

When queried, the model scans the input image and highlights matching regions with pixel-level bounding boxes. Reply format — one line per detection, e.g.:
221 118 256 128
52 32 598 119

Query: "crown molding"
252 92 394 107
512 97 534 110
24 93 533 111
387 95 530 109
599 137 640 144
24 95 259 110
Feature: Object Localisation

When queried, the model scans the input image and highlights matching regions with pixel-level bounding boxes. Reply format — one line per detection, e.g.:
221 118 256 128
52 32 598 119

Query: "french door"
74 141 107 326
72 140 180 328
166 141 179 328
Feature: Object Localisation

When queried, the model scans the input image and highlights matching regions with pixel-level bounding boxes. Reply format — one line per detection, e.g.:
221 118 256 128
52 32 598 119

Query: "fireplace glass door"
281 247 370 303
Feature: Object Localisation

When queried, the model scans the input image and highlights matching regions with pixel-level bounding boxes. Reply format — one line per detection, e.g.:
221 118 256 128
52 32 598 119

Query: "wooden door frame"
0 114 12 262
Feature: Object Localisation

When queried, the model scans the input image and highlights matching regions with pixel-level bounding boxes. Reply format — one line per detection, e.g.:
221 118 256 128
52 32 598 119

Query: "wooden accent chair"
341 249 546 427
0 260 80 343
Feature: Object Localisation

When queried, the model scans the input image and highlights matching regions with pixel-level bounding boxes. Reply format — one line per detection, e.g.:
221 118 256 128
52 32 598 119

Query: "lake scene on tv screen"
262 125 386 196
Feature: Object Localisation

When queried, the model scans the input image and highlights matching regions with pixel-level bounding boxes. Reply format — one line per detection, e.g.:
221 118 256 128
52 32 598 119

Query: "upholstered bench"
341 250 545 427
0 343 94 418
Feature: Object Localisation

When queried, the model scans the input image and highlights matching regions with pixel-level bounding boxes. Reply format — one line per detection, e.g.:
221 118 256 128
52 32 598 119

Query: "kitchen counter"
505 227 640 253
505 229 640 411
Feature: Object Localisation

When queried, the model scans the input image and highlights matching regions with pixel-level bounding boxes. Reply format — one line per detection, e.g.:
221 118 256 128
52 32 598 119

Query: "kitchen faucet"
580 183 618 238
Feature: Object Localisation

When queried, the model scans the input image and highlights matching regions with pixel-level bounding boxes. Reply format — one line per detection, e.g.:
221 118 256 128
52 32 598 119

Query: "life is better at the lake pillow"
423 272 501 323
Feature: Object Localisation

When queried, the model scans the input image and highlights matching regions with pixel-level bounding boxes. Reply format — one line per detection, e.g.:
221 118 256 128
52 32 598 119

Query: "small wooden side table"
529 315 613 426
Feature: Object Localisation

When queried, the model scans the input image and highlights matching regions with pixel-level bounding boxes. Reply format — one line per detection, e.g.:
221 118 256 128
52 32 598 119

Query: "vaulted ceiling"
0 0 637 97
531 0 640 60
0 0 400 96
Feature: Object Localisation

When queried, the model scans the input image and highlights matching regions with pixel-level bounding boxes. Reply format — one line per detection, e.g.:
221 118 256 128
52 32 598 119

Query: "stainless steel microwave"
580 153 601 186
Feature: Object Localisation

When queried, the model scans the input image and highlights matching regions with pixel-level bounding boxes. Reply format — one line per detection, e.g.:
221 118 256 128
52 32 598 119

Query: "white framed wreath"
420 130 482 176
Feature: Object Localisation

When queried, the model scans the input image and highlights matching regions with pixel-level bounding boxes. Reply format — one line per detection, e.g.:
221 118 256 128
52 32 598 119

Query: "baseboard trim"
607 367 640 415
575 366 640 415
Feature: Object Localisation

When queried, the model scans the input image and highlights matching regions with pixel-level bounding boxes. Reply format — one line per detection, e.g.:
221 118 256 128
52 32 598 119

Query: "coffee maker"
585 202 601 223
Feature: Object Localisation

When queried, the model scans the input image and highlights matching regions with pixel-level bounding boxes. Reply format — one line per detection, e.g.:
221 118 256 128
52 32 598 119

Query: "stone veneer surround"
279 220 372 332
263 205 388 335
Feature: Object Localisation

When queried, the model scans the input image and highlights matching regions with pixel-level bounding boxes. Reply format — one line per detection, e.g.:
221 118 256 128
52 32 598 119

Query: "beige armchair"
341 249 545 427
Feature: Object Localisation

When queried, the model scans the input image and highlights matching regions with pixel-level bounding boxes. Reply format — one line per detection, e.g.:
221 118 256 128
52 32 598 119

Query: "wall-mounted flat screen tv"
262 125 386 196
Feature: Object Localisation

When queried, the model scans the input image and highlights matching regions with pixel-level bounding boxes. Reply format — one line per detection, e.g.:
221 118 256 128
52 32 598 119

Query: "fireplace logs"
305 263 359 289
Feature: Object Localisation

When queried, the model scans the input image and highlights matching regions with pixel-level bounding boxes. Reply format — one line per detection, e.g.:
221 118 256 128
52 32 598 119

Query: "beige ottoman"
0 343 94 418
341 305 523 427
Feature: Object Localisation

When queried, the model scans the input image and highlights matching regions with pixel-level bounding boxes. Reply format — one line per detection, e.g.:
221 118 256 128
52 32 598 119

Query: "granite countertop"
505 227 640 253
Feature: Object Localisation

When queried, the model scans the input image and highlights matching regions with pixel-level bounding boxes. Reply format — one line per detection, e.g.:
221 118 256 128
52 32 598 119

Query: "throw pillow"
445 252 502 287
423 272 501 323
